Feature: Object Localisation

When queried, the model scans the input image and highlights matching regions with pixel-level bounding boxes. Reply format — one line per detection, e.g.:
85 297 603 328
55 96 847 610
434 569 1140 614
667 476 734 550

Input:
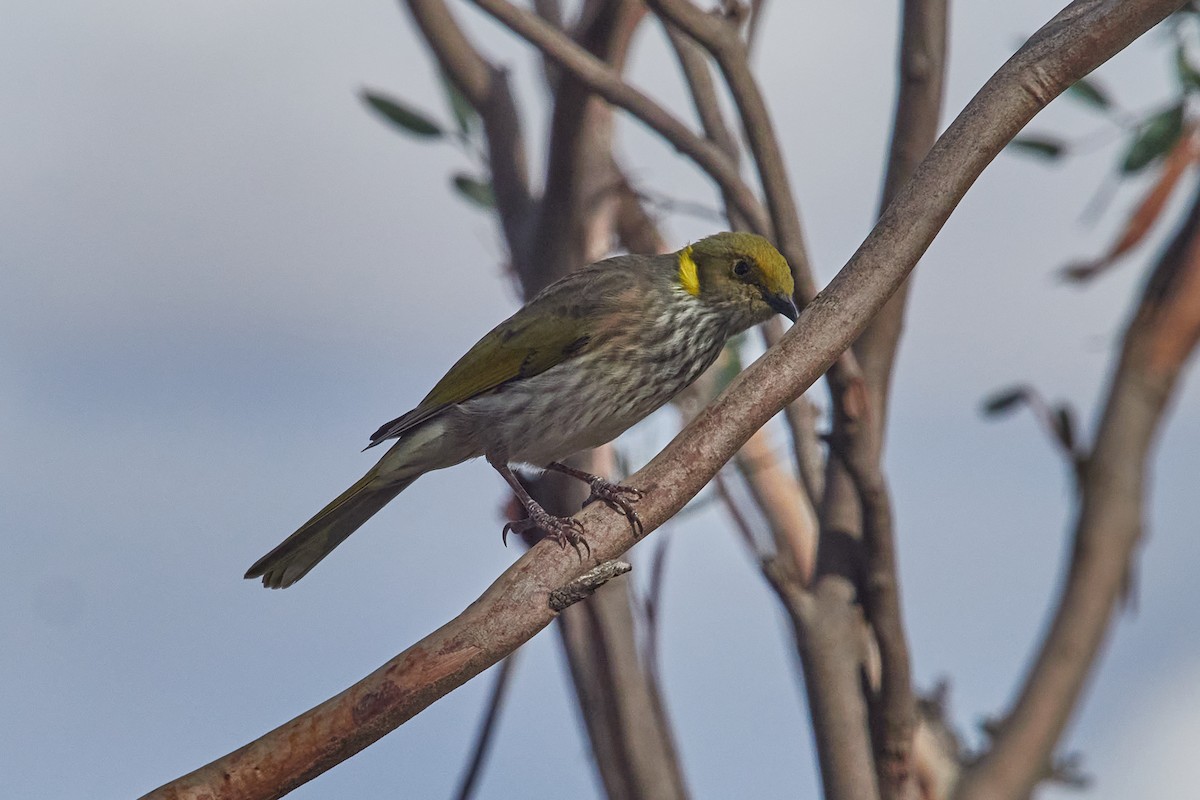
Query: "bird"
245 231 798 588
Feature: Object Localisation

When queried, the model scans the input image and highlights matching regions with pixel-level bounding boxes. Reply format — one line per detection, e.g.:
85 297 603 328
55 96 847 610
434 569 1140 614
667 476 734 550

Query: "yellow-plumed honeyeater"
245 231 797 588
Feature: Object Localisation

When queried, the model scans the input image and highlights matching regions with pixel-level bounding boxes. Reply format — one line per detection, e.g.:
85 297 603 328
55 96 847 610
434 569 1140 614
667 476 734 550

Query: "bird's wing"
366 275 607 447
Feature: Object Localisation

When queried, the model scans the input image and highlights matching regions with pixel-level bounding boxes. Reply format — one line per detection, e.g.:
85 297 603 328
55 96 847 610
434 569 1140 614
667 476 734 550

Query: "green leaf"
981 387 1029 417
1175 44 1200 91
1065 77 1111 110
361 90 443 138
439 72 477 137
1009 136 1067 160
451 174 495 209
1120 103 1185 173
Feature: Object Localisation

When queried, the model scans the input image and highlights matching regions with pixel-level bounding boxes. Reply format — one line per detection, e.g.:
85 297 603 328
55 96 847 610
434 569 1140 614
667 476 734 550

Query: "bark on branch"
954 167 1200 800
404 0 534 267
466 0 773 235
647 0 815 295
140 2 1183 797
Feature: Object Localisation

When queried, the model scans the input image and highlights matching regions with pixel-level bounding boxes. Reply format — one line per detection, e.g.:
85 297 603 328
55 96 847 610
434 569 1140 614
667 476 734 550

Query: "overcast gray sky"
3 1 1199 798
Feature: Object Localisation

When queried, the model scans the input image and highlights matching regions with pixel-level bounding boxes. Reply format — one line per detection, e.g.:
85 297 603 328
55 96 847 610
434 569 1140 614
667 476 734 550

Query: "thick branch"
467 0 772 235
762 560 879 799
811 3 947 797
527 0 646 292
140 3 1181 796
955 172 1200 800
833 437 914 798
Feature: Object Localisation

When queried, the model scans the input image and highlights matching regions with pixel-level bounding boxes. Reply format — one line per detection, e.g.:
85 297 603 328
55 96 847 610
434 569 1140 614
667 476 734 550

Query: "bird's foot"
583 478 644 537
544 462 645 538
502 505 591 559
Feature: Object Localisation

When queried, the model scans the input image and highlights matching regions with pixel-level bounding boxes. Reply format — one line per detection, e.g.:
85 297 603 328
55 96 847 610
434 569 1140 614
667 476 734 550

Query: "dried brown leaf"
1063 126 1200 282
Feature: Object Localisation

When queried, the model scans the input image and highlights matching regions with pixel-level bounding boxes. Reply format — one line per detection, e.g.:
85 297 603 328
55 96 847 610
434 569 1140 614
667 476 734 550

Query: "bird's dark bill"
767 292 800 322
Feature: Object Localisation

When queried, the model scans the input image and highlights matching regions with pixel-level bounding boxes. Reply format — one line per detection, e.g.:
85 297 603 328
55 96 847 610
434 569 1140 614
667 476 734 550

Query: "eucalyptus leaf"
1065 77 1111 110
439 72 477 136
981 387 1029 417
1009 136 1066 160
1175 44 1200 91
1120 103 1184 174
452 174 495 209
361 90 443 138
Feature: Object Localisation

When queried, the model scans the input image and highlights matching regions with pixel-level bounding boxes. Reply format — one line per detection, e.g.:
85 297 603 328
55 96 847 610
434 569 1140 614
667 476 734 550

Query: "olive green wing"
366 305 594 447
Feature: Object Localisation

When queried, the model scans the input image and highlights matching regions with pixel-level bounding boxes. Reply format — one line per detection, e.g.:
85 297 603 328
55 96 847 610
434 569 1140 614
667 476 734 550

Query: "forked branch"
140 2 1184 797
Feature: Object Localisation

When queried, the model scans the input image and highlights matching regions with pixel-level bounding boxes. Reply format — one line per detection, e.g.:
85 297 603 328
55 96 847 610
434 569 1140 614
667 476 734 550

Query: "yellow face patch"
678 245 701 296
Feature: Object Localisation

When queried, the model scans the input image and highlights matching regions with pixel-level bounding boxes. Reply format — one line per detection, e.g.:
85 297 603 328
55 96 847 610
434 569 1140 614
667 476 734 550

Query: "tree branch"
808 3 947 797
830 435 914 798
466 0 772 236
452 654 518 800
662 22 748 229
646 0 815 298
863 0 949 434
735 427 817 581
526 0 646 292
954 168 1200 800
661 12 825 509
139 3 1182 796
404 0 535 268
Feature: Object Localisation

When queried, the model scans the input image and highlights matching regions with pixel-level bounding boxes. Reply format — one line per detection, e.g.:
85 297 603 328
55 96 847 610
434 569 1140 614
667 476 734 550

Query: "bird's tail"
245 470 418 589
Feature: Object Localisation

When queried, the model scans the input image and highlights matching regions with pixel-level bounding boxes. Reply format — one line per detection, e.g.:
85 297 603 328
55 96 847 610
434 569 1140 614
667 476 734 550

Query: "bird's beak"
766 292 799 322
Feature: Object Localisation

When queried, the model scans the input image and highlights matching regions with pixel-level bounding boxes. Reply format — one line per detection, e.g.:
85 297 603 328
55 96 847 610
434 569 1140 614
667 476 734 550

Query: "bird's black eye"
732 260 751 277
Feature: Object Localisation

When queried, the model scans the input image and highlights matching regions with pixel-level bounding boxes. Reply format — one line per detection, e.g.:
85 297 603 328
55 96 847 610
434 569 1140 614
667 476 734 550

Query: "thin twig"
662 11 825 502
467 0 771 235
647 0 814 298
662 23 748 229
713 470 761 558
404 0 534 268
452 654 519 800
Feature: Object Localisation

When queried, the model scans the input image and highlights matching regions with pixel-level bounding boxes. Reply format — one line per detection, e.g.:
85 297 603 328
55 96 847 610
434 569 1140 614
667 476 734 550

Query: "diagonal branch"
954 172 1200 800
139 3 1183 797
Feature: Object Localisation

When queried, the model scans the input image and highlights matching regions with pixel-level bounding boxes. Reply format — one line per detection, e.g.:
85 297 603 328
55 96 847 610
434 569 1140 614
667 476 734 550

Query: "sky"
3 1 1200 798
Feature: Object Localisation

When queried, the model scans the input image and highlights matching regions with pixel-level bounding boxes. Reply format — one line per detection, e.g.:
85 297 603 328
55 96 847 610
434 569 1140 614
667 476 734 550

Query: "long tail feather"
245 471 418 589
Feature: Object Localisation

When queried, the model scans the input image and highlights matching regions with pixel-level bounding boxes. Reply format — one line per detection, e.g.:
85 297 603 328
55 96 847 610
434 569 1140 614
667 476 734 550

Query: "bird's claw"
582 479 645 537
502 507 591 559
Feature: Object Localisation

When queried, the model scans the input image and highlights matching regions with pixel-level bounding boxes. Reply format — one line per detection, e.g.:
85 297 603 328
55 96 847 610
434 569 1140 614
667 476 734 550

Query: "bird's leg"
545 462 644 538
489 458 590 558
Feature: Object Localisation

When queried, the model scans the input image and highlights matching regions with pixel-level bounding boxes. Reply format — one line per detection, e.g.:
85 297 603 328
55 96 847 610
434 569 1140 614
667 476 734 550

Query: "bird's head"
675 232 799 329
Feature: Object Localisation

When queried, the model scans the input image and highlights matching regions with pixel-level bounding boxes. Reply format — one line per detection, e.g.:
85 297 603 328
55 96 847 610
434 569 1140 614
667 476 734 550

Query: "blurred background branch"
132 2 1196 800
